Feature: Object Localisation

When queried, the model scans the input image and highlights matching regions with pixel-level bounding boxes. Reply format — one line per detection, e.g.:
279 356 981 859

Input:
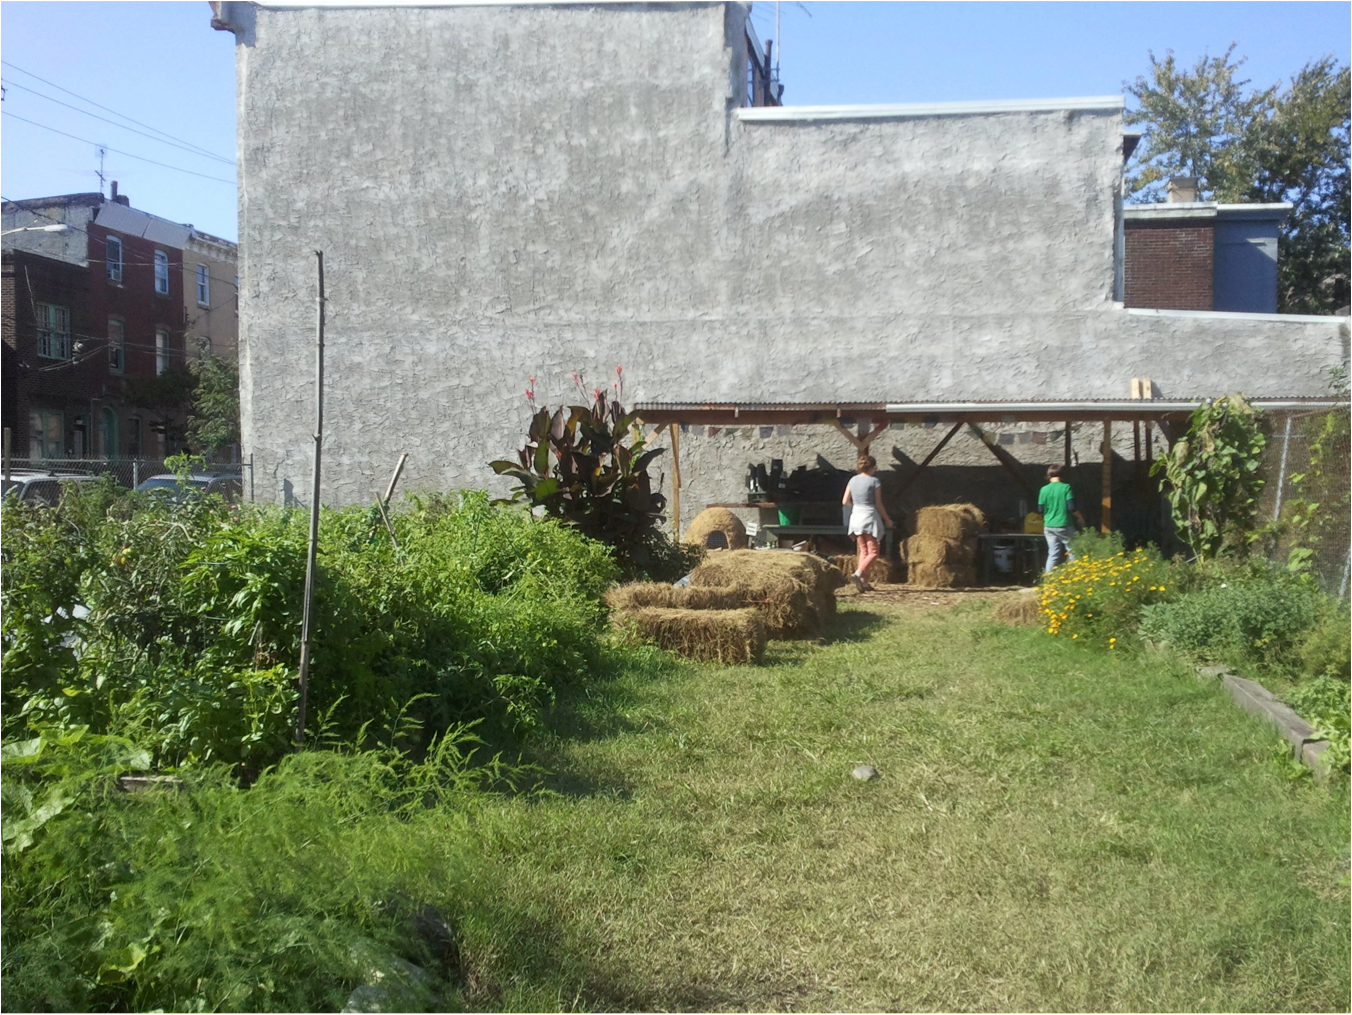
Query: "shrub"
1287 676 1351 773
1297 600 1352 680
1 726 498 1013
1137 576 1323 668
1039 546 1175 649
3 489 623 769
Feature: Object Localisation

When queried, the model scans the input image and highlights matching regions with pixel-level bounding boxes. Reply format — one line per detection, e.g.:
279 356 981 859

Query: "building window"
234 275 239 316
35 302 71 360
106 235 123 282
154 250 170 295
28 410 63 460
155 328 170 375
128 416 143 458
196 264 210 306
108 319 125 373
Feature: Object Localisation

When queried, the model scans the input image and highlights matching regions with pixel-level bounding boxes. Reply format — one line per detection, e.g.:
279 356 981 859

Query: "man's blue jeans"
1044 525 1076 573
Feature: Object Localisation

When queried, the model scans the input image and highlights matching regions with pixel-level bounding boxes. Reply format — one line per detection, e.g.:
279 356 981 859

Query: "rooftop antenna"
96 145 107 196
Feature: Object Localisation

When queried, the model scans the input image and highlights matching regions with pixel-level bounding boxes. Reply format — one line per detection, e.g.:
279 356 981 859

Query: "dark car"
135 472 243 502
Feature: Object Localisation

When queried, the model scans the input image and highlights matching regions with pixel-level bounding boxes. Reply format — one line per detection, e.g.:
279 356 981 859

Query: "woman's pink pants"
856 534 880 576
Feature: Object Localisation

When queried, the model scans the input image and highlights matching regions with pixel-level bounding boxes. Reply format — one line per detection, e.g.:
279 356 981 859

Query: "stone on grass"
852 765 880 781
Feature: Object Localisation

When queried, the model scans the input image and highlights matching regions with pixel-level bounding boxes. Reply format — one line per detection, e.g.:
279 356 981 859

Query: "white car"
1 470 101 507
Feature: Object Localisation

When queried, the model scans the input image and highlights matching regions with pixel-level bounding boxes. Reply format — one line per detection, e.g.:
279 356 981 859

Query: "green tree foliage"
186 352 241 458
124 367 197 454
1152 394 1267 560
1125 47 1350 314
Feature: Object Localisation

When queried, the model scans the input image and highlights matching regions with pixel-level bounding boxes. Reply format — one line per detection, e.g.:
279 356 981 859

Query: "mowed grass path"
462 598 1350 1012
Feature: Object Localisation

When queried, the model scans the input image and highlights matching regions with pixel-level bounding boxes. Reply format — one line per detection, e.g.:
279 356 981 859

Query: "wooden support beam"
831 418 890 452
1101 419 1113 534
968 424 1039 501
669 422 682 540
1064 421 1072 469
893 422 963 499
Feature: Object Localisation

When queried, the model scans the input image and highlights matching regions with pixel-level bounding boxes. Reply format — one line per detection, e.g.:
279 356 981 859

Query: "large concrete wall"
230 1 1348 507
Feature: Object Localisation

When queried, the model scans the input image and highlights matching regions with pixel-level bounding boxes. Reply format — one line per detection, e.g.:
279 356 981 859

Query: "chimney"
1167 177 1199 203
110 181 130 206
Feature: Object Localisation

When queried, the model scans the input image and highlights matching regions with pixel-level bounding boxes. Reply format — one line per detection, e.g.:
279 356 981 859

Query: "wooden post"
382 452 409 507
669 422 682 540
1100 419 1112 535
1064 421 1072 469
296 251 325 748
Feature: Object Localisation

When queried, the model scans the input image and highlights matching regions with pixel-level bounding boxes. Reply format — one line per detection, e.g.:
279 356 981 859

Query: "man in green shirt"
1037 465 1086 573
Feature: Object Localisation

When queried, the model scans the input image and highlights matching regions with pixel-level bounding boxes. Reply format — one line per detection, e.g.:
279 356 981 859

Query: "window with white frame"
108 319 125 373
196 264 210 306
29 410 63 459
154 250 170 295
155 328 170 375
106 235 123 282
36 303 71 360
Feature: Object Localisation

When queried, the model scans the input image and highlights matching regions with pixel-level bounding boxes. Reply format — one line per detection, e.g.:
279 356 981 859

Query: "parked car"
1 470 102 507
135 472 243 503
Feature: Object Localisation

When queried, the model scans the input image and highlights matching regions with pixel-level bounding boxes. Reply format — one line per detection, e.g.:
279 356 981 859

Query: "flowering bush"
1039 546 1175 649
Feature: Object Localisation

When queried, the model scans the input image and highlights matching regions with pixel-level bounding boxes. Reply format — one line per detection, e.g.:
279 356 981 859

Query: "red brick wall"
1123 220 1214 311
2 251 94 458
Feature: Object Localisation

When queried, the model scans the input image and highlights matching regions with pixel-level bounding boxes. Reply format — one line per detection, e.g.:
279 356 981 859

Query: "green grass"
455 598 1350 1012
6 598 1347 1012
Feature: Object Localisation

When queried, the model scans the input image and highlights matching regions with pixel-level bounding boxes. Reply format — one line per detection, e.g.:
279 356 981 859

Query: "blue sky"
2 1 1348 243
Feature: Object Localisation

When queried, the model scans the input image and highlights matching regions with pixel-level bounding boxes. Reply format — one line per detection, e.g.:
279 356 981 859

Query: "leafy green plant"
490 371 687 578
1138 573 1323 668
1287 676 1351 773
1152 394 1268 560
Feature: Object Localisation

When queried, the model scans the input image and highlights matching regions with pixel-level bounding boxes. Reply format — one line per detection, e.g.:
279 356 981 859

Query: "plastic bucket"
777 504 802 525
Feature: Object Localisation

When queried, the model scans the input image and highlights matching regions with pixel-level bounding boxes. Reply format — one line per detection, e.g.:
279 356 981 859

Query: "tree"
1125 47 1350 314
125 367 198 456
186 353 241 460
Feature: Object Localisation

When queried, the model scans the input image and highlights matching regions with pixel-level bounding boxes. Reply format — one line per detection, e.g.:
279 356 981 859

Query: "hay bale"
616 607 766 663
834 555 898 585
688 550 840 637
683 508 748 550
903 534 976 567
908 562 977 588
914 503 986 540
604 583 744 612
993 593 1042 627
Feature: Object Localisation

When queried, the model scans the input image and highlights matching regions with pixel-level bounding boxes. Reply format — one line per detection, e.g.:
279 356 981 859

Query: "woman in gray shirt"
842 453 893 591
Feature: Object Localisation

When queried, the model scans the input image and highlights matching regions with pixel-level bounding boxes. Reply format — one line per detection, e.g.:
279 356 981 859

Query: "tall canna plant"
490 369 671 574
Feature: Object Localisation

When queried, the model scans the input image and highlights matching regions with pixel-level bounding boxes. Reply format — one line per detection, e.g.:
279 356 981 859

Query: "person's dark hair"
857 454 877 473
1047 464 1065 479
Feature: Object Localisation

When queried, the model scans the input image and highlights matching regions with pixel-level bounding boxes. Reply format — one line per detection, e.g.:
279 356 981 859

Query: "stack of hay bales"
905 504 985 588
682 507 748 550
606 550 844 662
833 554 898 586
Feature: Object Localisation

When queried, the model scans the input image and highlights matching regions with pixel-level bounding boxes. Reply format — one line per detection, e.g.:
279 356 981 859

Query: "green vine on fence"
1281 364 1346 573
1152 393 1267 560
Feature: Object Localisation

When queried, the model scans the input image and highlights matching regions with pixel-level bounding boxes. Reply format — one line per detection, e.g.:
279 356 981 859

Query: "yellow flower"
1072 634 1078 639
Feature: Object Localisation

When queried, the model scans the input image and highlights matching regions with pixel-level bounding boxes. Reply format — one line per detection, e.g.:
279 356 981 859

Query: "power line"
2 112 237 186
1 78 236 167
0 59 234 164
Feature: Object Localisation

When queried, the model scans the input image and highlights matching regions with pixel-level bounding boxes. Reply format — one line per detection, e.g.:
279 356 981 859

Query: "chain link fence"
1258 409 1351 597
3 456 255 502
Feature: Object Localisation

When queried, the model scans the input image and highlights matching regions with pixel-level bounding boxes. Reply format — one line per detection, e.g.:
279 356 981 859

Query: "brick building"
1123 177 1289 313
2 186 236 462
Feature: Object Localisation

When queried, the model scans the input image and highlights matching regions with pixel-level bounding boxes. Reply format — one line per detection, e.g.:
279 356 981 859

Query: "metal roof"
633 397 1349 425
